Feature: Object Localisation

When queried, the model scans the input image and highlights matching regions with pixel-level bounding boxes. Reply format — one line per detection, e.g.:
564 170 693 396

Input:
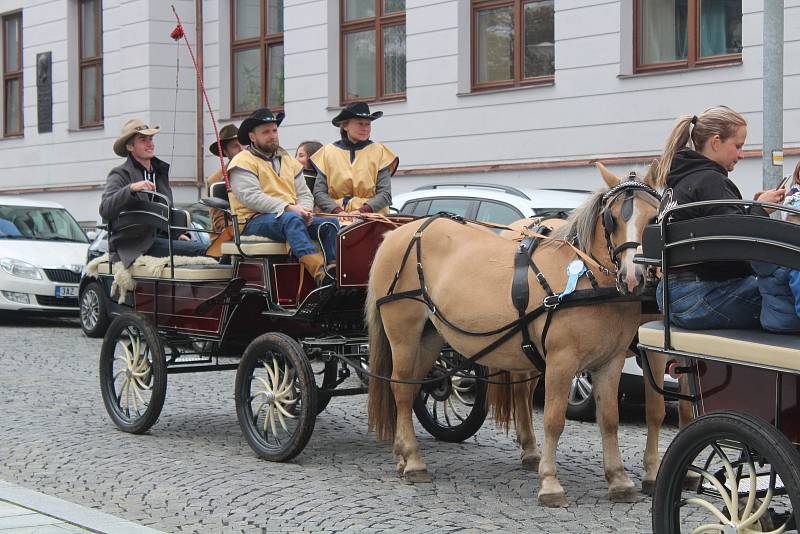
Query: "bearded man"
227 108 339 286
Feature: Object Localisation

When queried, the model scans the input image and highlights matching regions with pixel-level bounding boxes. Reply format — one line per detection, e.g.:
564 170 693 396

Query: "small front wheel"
99 312 166 434
652 411 800 533
235 333 317 462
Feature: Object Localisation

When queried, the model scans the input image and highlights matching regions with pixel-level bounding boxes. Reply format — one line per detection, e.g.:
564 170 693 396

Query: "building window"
340 0 406 104
471 0 554 91
3 12 22 137
231 0 284 116
79 0 103 127
635 0 742 73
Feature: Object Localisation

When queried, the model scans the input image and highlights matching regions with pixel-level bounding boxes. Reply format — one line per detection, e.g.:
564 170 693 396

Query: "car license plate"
56 286 78 298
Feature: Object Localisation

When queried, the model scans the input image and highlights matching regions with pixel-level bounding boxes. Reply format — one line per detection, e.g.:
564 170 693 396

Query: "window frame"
470 0 555 92
339 0 406 105
78 0 103 128
230 0 284 117
3 11 23 137
475 199 524 224
633 0 742 74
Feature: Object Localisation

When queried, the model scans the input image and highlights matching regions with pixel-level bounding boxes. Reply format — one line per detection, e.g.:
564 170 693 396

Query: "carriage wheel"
80 280 110 338
99 312 167 434
413 356 487 443
652 411 800 534
235 333 317 462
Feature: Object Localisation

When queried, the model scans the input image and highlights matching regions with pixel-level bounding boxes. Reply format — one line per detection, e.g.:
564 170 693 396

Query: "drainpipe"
763 1 784 191
195 0 204 199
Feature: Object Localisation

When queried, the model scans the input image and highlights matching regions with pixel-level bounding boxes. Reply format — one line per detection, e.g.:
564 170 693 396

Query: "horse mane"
547 190 606 253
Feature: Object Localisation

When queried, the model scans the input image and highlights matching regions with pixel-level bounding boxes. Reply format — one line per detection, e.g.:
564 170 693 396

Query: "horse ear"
643 159 659 189
595 162 620 188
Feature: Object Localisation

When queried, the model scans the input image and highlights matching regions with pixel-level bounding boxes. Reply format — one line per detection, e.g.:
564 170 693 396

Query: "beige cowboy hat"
209 124 239 157
113 118 161 158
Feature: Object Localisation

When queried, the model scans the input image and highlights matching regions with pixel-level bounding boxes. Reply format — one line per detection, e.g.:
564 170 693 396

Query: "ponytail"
654 105 747 190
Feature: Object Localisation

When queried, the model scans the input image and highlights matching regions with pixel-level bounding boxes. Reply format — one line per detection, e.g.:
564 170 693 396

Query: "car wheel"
566 371 597 421
80 281 110 338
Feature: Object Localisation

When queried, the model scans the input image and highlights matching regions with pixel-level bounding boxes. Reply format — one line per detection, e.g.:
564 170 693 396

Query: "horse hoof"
609 486 639 503
682 474 701 491
521 456 540 471
641 479 656 496
396 461 406 475
404 469 432 484
538 492 569 508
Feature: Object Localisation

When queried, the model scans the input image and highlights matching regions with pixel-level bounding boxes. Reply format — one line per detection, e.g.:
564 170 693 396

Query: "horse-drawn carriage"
82 188 487 462
636 198 800 532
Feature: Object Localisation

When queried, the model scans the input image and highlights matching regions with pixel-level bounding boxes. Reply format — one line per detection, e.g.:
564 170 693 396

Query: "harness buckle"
536 272 547 285
543 295 560 309
521 343 535 355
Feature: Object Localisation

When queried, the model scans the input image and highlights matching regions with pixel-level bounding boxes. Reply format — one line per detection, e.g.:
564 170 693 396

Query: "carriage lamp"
1 291 30 304
0 258 43 280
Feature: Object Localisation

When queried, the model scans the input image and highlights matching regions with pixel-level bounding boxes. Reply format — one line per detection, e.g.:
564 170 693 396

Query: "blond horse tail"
485 368 514 433
366 280 396 442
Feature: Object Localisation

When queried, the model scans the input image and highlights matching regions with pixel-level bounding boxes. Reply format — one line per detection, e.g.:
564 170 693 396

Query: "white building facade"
0 0 796 223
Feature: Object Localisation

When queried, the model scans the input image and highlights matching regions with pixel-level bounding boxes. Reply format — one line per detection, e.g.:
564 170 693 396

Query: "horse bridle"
600 180 662 274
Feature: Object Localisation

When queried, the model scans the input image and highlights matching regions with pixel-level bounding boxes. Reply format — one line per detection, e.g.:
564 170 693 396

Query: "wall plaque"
36 51 52 133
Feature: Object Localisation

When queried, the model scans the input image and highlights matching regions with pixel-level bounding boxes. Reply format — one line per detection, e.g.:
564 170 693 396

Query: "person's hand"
285 204 313 225
756 188 786 205
129 180 155 193
178 234 190 241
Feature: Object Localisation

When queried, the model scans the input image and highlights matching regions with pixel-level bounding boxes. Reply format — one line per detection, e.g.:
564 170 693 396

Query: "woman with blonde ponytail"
655 105 786 330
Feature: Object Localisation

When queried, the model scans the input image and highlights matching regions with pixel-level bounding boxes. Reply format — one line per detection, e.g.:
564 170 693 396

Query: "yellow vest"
311 142 398 213
227 148 303 226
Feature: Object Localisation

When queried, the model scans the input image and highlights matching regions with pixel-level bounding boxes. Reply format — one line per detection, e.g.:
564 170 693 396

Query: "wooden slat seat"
220 237 290 256
96 258 233 280
639 320 800 372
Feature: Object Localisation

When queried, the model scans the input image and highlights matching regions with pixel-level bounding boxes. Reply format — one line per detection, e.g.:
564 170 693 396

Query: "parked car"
392 182 678 420
80 201 213 337
0 196 89 314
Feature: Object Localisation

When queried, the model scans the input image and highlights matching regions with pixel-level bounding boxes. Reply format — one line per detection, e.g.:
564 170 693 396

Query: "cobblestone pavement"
0 315 678 533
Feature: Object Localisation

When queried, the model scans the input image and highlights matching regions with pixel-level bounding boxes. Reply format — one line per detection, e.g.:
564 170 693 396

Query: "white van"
0 196 89 314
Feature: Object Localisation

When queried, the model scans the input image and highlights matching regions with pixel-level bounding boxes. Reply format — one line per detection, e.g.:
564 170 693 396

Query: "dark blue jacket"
752 261 800 333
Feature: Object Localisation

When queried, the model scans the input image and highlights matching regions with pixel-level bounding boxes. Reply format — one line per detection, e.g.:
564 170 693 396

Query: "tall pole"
763 1 784 191
195 0 204 199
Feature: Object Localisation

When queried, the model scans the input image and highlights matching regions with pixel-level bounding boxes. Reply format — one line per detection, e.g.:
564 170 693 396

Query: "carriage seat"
220 235 290 256
95 256 233 281
639 320 800 372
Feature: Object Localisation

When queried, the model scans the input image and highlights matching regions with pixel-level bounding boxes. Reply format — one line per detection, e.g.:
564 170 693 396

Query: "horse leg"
391 326 443 482
641 350 666 496
538 356 578 508
513 372 541 471
592 357 637 503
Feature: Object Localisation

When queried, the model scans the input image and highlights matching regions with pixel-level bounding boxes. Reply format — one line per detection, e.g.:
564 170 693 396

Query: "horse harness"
375 181 662 374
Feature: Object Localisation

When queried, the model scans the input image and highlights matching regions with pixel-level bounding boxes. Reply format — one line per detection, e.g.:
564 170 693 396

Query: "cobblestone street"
0 315 677 533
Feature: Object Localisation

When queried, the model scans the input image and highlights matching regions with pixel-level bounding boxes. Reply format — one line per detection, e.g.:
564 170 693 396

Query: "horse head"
596 163 661 295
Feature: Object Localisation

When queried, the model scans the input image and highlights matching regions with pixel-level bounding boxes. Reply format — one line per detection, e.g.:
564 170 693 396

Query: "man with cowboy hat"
227 108 339 285
205 123 243 234
310 101 397 215
99 117 207 267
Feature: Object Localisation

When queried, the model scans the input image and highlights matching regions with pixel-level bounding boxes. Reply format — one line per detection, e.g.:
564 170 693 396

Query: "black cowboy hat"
331 102 383 127
237 108 285 145
209 123 240 157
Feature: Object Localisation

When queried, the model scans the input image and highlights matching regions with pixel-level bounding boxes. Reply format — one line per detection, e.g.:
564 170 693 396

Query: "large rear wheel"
652 411 800 533
413 355 487 443
99 312 166 434
235 333 317 462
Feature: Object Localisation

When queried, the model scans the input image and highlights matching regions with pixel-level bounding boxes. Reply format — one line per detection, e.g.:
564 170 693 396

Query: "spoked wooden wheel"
99 312 166 434
652 411 800 534
413 355 487 443
235 333 317 462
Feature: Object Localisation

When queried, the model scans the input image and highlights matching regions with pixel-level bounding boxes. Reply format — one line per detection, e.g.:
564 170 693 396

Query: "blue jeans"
656 276 761 330
243 212 339 261
146 237 207 257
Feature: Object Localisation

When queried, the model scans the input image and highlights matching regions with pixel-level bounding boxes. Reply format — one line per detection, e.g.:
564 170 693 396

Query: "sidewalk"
0 480 163 533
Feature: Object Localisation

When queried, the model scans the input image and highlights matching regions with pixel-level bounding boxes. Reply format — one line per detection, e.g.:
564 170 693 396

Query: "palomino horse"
489 215 692 495
367 165 661 507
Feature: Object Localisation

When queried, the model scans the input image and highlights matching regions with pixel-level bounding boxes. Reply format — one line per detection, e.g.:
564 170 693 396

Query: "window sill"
68 125 104 132
619 60 742 79
457 81 554 98
327 97 407 111
0 134 24 141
